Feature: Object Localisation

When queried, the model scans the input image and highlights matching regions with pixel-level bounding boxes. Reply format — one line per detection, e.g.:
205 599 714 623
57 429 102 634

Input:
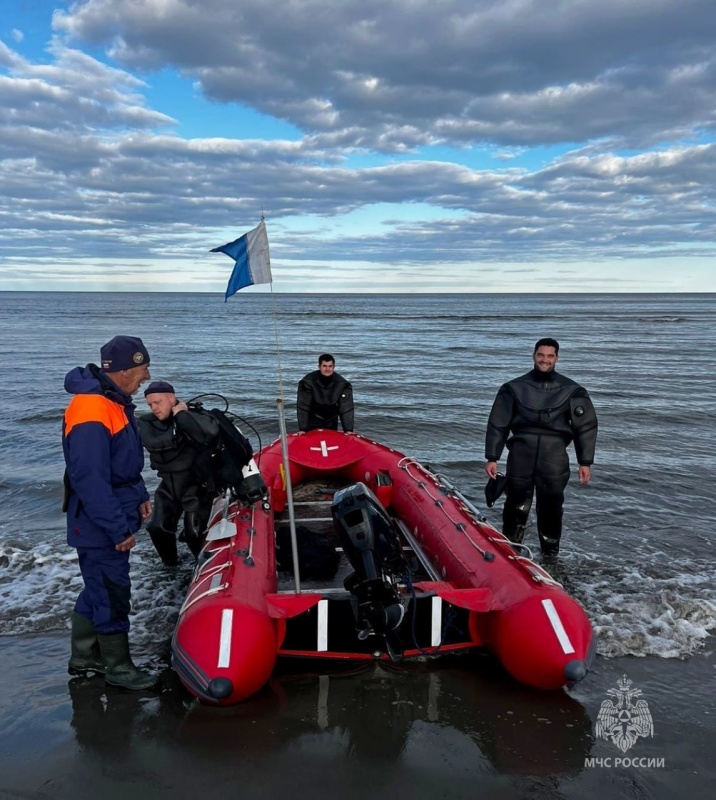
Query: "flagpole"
213 216 302 592
269 283 286 403
276 397 301 593
268 278 301 593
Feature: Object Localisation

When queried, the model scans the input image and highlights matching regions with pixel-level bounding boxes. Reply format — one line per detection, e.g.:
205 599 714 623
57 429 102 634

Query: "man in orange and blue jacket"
62 335 158 690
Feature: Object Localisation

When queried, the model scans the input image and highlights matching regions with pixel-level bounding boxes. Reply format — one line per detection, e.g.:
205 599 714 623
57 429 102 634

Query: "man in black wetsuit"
297 353 354 432
138 381 220 564
484 338 598 558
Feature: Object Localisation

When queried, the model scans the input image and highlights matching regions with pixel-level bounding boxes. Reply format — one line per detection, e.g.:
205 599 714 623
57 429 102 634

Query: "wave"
635 316 685 323
17 409 65 424
553 550 716 659
0 540 191 646
2 535 714 662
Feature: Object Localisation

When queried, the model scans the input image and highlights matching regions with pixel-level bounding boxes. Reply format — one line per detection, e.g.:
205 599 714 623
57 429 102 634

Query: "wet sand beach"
0 633 713 800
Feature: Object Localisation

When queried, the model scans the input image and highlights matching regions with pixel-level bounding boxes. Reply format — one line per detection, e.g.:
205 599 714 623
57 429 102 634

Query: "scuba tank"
187 398 267 506
237 456 266 505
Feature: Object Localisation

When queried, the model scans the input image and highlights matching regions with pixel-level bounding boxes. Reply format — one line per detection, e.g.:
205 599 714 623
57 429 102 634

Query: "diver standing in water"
484 338 598 559
297 353 354 432
138 381 220 565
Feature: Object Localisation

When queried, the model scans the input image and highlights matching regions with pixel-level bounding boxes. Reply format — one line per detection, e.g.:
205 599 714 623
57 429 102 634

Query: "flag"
211 219 272 301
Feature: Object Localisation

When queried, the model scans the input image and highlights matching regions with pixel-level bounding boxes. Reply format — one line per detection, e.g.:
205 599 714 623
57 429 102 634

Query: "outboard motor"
331 482 407 644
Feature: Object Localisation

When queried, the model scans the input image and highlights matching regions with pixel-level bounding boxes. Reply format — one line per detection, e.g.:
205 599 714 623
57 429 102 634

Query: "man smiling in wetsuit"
484 338 598 559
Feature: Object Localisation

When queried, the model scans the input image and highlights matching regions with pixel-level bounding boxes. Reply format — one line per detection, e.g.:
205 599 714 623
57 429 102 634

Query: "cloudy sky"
1 0 715 292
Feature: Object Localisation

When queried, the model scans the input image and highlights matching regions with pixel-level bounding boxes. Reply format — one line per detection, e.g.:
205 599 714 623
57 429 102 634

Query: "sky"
1 0 715 293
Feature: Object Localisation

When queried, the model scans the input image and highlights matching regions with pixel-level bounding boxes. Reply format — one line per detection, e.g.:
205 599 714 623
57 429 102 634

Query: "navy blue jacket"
63 365 149 548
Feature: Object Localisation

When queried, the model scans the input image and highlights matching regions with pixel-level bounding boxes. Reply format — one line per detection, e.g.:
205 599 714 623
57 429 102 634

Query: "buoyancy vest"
138 406 219 476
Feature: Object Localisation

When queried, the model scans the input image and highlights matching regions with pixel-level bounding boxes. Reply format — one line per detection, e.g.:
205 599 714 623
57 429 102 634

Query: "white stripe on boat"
542 598 575 654
218 608 234 668
431 596 442 646
317 599 328 651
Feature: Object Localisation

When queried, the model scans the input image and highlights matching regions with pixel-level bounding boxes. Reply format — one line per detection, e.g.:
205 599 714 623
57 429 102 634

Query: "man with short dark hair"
297 353 354 432
139 381 220 564
62 335 157 690
484 338 598 559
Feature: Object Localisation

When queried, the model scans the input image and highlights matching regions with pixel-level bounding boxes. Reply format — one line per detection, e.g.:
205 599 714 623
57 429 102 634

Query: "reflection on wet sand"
68 655 594 782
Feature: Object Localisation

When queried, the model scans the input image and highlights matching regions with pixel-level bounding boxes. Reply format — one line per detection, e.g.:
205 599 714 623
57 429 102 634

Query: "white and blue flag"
211 219 272 301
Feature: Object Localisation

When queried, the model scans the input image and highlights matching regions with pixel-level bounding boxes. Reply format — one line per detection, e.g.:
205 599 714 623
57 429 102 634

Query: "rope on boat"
397 456 563 586
180 582 230 614
179 552 234 613
398 457 494 560
485 536 562 587
180 546 233 600
199 542 232 562
197 558 232 577
398 458 465 527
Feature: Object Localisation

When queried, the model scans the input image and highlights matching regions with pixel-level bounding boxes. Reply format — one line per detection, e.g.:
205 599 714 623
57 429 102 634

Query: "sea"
0 291 714 799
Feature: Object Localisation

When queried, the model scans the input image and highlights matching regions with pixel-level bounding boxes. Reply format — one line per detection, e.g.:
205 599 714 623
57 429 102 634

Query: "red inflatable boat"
172 429 594 705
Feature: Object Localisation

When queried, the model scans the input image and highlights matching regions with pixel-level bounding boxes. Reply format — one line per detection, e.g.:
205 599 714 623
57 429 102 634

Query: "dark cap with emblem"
100 335 150 373
144 380 175 397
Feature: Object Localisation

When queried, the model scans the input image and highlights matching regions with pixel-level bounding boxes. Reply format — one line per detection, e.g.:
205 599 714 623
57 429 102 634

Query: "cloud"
0 40 174 144
53 0 716 150
0 1 715 291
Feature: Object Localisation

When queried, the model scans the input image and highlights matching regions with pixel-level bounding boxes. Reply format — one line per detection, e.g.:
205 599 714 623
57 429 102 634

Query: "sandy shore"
0 632 713 800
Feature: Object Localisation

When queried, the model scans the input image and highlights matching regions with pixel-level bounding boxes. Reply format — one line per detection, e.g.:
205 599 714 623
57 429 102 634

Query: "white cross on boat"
310 441 339 457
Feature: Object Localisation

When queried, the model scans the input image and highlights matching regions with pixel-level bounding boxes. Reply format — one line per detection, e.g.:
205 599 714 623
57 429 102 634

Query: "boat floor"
273 478 430 594
269 478 480 658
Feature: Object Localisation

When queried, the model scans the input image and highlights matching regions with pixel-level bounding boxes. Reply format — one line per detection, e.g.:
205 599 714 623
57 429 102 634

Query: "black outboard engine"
331 482 407 645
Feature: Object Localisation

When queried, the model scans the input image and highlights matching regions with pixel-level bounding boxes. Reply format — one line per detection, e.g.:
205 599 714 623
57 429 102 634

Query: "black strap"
62 469 71 513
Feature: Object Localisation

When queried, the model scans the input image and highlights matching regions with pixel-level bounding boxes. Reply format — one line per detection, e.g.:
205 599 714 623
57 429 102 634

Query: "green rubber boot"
68 612 106 677
97 632 159 690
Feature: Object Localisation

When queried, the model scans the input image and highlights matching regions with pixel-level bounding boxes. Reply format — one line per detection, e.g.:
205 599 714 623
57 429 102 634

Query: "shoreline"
1 632 713 799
